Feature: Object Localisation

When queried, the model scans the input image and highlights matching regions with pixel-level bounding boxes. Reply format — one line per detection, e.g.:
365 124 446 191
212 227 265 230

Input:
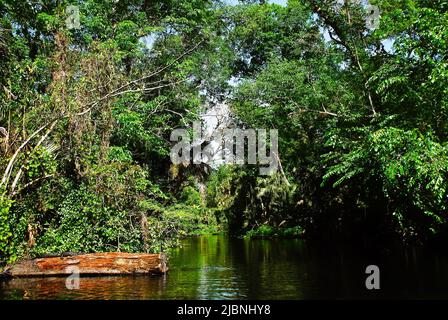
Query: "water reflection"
1 235 448 299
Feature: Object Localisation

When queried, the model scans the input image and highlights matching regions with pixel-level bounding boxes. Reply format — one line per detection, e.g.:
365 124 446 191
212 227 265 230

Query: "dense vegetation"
1 0 447 265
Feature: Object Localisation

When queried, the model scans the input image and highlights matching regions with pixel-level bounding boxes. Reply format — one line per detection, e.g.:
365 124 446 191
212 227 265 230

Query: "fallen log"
2 252 168 278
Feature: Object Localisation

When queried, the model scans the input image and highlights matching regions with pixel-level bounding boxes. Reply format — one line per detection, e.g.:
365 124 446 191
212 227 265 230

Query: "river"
1 234 448 299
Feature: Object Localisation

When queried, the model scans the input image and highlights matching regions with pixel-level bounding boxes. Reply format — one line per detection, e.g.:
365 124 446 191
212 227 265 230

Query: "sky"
269 0 288 5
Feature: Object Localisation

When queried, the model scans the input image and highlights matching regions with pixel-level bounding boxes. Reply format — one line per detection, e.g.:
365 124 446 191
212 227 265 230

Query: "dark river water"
1 235 448 299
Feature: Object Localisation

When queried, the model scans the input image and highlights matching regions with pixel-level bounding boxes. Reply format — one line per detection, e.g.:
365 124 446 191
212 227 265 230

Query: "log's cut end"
5 252 169 278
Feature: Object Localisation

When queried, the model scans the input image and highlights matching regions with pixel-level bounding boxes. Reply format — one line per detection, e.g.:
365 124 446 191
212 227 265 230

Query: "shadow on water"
1 235 448 299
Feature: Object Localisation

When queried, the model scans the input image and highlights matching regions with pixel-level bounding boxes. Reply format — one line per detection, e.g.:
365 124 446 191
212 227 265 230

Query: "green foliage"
180 185 203 207
0 0 221 263
245 225 304 239
108 146 133 163
32 186 141 254
245 225 275 238
323 127 448 239
1 0 448 263
0 196 13 261
138 199 219 251
207 0 448 243
207 165 298 234
281 226 304 238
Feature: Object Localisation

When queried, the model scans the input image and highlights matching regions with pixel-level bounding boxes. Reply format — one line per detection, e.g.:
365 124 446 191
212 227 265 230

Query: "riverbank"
244 225 305 239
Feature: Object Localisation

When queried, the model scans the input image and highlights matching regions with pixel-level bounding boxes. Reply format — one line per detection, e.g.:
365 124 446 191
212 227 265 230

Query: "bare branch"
1 120 57 190
11 174 55 197
10 120 59 192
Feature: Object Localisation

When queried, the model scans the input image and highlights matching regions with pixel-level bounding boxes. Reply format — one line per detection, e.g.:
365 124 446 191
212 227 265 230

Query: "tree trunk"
3 252 168 277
